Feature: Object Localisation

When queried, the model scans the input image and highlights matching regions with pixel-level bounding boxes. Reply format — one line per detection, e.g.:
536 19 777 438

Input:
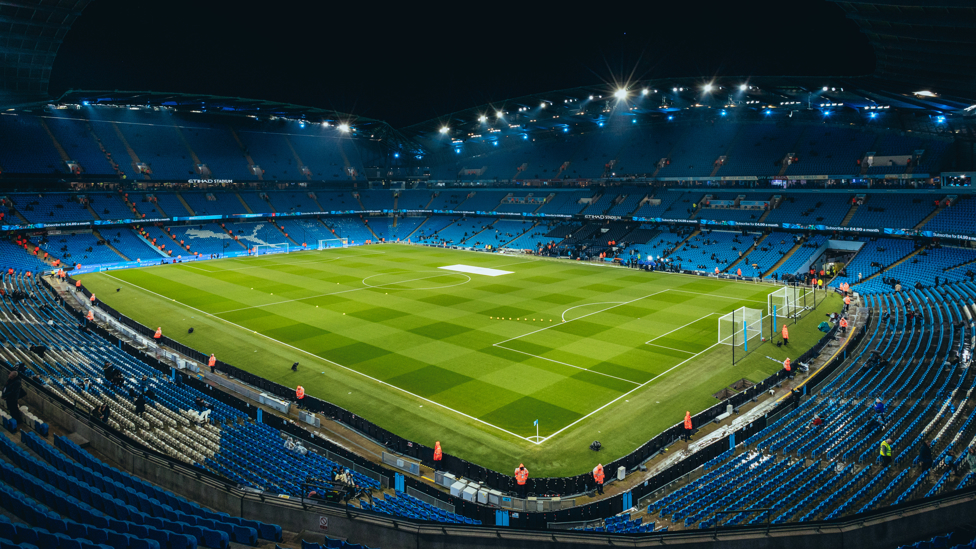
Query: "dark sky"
50 1 874 128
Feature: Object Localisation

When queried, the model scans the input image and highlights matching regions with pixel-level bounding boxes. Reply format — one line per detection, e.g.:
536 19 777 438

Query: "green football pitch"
77 244 840 476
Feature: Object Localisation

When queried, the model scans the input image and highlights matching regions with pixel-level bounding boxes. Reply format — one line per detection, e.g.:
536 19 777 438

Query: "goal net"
318 238 348 250
253 243 289 256
718 307 762 347
768 285 814 319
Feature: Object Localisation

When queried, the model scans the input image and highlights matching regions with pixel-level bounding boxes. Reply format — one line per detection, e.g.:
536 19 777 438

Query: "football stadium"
1 2 976 548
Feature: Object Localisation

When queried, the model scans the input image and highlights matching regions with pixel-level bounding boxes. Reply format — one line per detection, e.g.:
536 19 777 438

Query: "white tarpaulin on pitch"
438 264 513 277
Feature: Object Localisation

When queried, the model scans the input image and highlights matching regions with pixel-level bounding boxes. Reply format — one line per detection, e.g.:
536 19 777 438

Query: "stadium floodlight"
540 102 547 109
338 123 350 132
496 111 504 118
672 87 678 92
914 90 937 97
439 126 450 134
718 307 762 348
702 83 713 92
822 86 829 91
641 88 649 95
478 115 487 122
739 84 748 91
614 88 628 99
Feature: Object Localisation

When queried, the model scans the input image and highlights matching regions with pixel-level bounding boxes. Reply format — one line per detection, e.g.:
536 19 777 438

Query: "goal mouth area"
253 244 290 256
318 238 349 250
768 285 816 320
718 306 763 347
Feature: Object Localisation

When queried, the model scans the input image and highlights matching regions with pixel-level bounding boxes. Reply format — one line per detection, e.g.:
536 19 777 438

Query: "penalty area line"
537 341 723 444
99 272 540 445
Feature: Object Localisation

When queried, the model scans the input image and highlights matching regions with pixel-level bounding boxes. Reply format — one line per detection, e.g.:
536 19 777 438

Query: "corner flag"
533 419 538 426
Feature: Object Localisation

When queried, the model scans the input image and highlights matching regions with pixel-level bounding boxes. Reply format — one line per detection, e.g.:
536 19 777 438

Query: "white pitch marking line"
494 289 670 347
561 302 626 323
537 341 723 444
100 272 538 444
667 288 768 304
493 345 642 386
178 248 388 273
214 272 469 314
644 343 700 355
645 312 721 344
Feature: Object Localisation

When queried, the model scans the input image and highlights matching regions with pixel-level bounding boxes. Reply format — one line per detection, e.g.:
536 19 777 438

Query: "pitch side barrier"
4 206 976 243
61 275 854 526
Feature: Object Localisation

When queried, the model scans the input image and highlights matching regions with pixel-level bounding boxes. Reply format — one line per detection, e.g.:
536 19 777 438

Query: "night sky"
49 1 874 128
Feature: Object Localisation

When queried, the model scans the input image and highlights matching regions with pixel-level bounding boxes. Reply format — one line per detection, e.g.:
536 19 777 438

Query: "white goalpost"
318 238 349 250
253 243 290 256
718 307 762 349
768 285 814 320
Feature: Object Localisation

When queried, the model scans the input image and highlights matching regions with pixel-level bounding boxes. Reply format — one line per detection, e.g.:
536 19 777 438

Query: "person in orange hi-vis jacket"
154 327 162 340
839 316 849 334
433 441 443 471
86 310 94 322
683 411 693 441
782 325 789 346
296 385 305 409
208 354 217 373
593 463 605 495
515 463 529 497
784 357 791 373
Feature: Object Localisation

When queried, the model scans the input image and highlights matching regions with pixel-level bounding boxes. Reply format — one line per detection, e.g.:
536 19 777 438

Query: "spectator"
810 414 824 428
95 403 111 423
134 394 146 416
917 440 933 473
944 453 960 477
874 398 885 420
2 371 25 430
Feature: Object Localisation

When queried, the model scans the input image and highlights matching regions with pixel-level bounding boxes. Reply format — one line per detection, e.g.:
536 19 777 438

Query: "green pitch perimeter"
77 244 841 476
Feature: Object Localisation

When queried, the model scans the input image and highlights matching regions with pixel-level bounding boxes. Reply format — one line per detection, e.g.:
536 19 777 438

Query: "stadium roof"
0 0 91 105
828 1 976 100
403 75 975 143
39 89 425 156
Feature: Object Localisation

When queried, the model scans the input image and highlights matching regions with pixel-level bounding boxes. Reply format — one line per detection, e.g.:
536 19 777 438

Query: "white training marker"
438 264 513 277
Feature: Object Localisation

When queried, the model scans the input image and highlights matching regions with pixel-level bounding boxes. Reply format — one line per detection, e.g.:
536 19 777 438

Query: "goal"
768 285 814 320
253 243 290 256
318 238 349 250
718 307 762 348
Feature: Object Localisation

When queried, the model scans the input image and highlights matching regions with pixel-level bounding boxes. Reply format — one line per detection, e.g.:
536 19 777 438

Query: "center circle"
362 271 471 291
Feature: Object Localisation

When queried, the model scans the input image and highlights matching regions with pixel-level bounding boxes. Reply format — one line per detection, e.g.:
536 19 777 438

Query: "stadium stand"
11 194 95 224
671 230 757 273
830 238 919 291
641 285 975 529
846 194 937 229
